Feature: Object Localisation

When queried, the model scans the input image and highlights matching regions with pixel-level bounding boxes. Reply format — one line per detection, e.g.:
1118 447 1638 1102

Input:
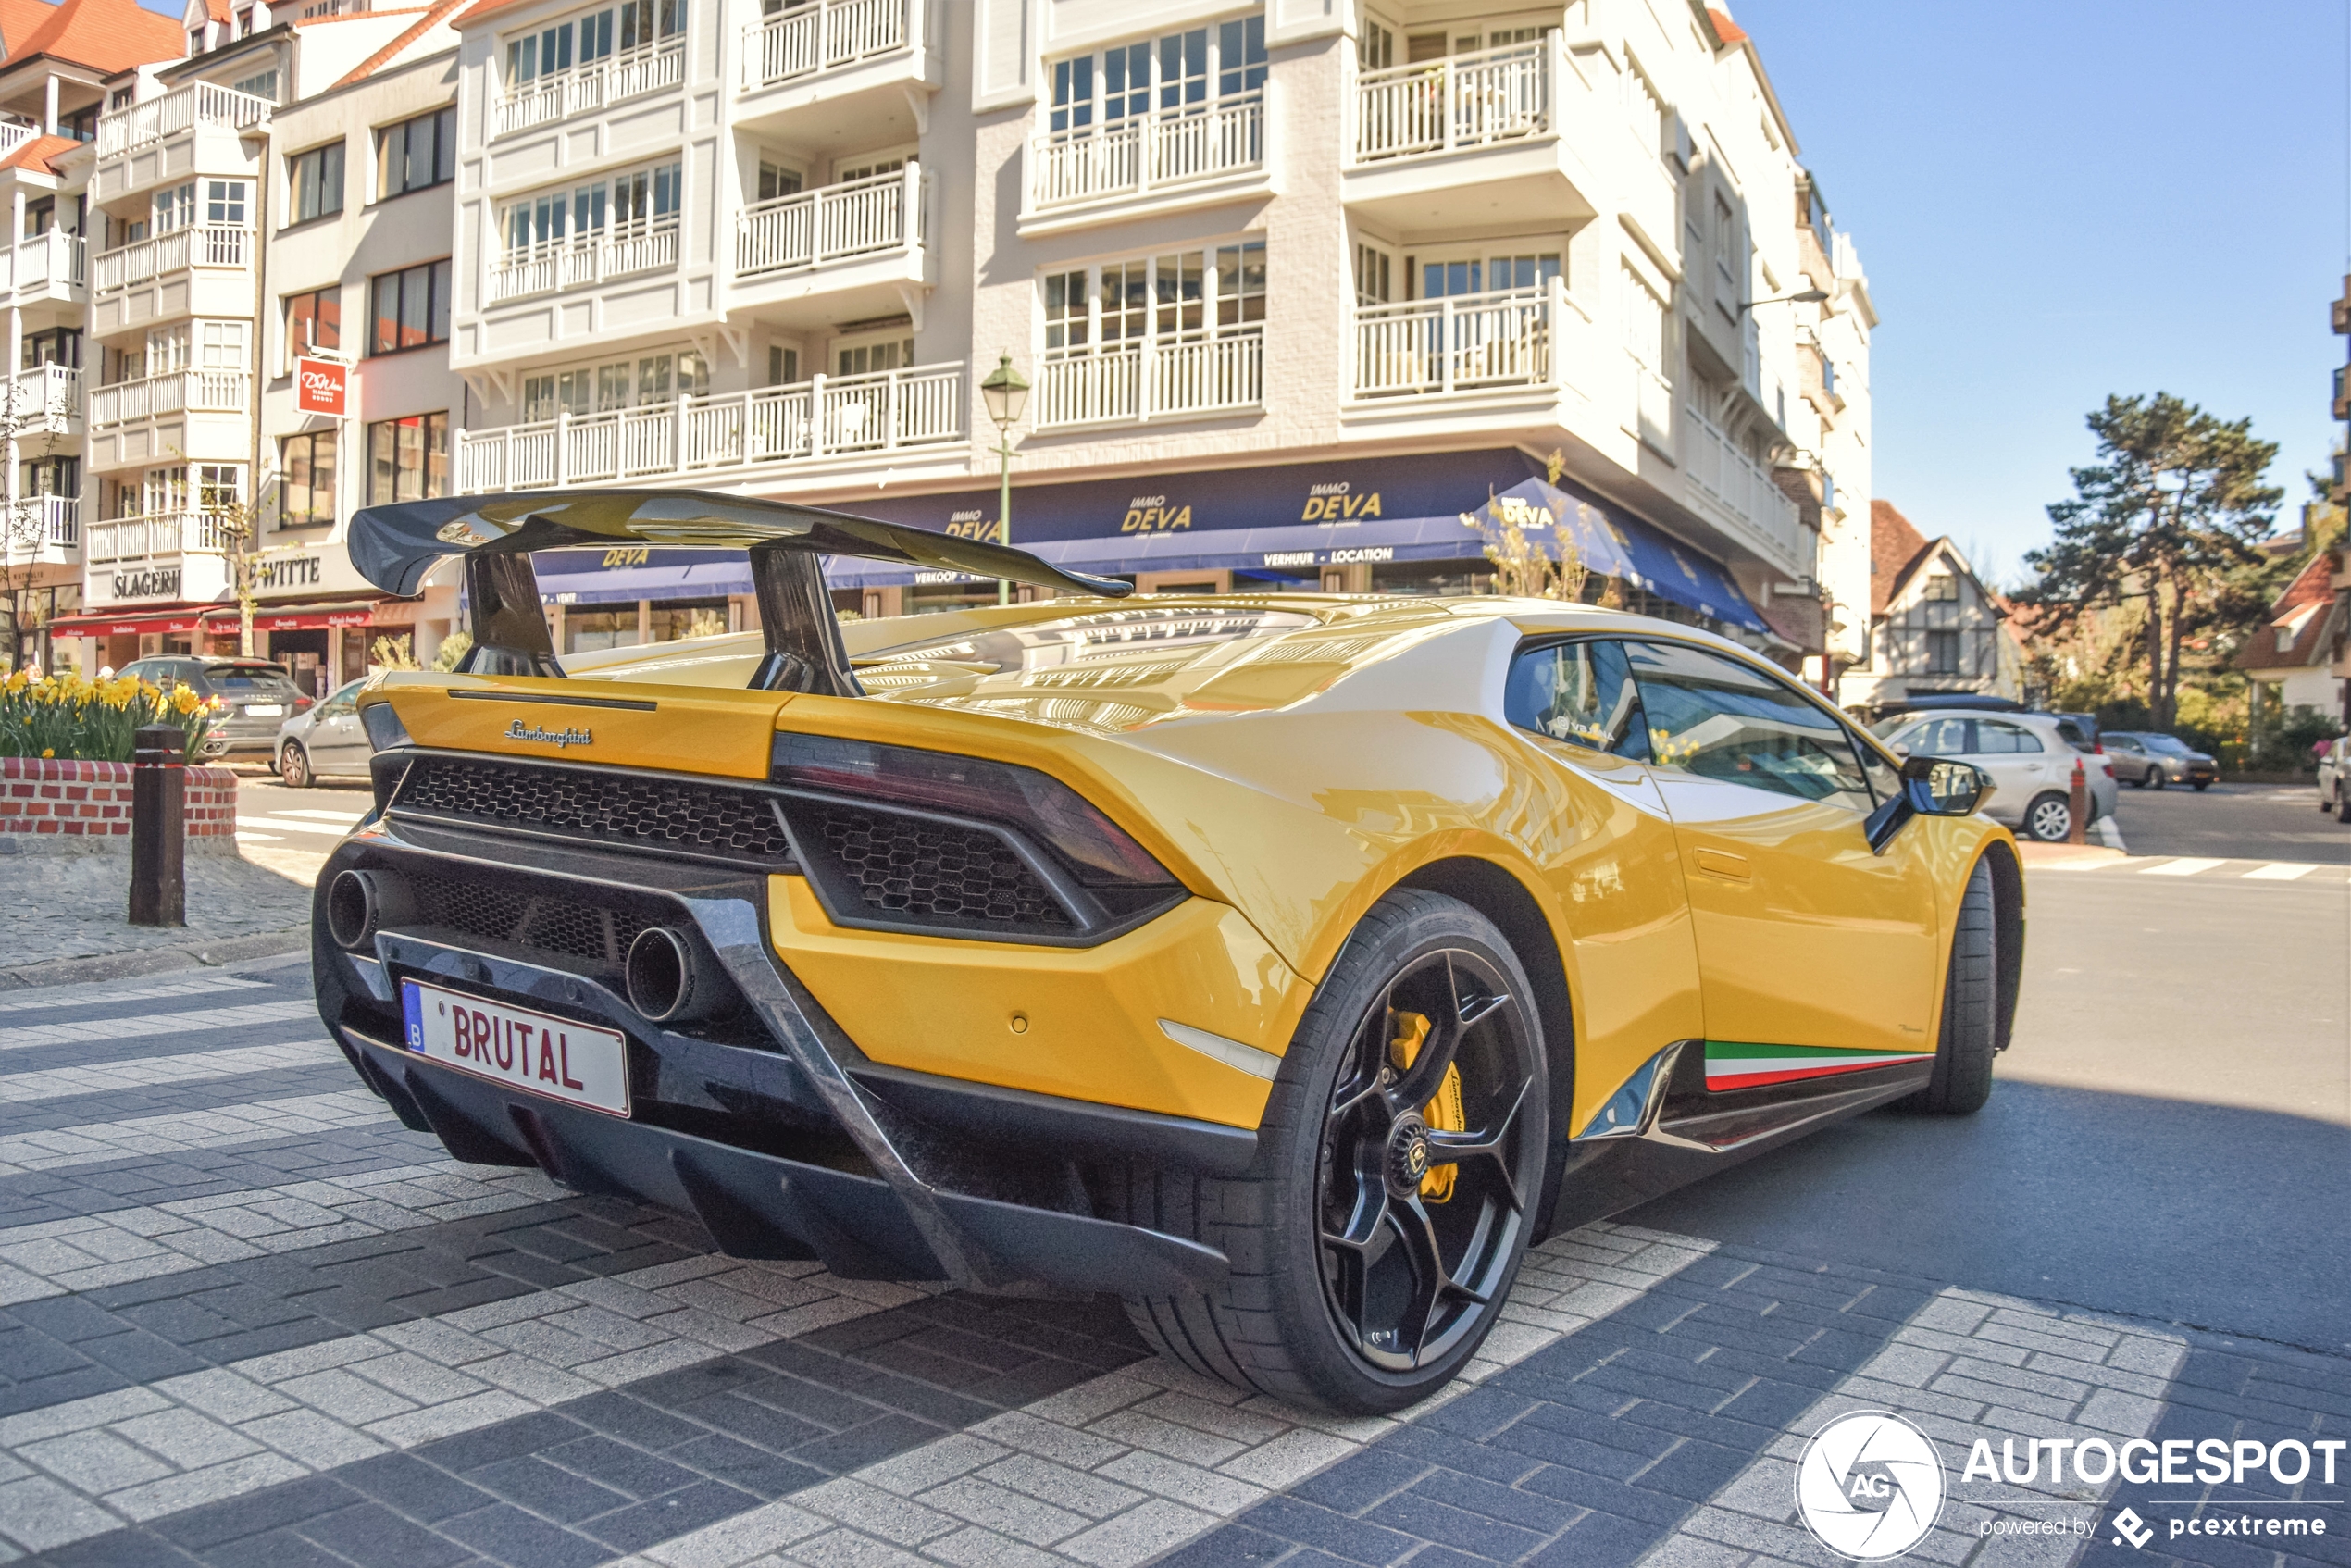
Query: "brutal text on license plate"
399 980 630 1116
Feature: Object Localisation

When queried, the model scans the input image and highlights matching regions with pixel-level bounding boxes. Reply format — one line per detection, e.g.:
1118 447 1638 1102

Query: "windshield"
205 664 302 693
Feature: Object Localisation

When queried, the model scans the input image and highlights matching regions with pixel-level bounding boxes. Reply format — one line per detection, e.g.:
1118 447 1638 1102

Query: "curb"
0 927 311 991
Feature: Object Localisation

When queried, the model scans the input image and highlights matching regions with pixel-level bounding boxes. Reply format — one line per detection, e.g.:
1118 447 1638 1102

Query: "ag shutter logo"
1796 1412 1947 1561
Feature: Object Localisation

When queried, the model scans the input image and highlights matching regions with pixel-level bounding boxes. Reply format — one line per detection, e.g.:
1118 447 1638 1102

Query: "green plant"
0 670 216 762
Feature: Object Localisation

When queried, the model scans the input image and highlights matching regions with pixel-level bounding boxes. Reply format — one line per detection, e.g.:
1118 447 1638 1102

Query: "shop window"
280 430 335 526
367 412 449 504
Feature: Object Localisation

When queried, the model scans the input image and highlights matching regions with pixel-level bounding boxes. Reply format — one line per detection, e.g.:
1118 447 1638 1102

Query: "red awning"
52 600 395 636
47 604 217 636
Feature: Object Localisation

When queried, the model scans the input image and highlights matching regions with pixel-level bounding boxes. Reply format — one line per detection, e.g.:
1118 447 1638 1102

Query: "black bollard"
129 723 186 927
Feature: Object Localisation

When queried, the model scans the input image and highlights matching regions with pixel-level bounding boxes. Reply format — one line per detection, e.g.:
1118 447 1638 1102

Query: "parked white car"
2320 738 2350 823
1878 708 2118 841
272 679 372 787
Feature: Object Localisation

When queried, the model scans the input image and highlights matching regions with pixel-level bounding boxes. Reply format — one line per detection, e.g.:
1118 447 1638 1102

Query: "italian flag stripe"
1704 1041 1927 1092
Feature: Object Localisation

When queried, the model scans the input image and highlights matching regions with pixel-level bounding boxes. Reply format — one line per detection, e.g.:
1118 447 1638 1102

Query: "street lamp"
979 353 1029 606
1738 287 1829 316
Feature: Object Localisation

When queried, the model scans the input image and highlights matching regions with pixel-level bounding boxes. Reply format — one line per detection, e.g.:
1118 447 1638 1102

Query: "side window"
1623 641 1873 811
319 686 359 717
1853 736 1901 804
1904 717 1973 756
1503 639 1648 759
1975 722 2039 754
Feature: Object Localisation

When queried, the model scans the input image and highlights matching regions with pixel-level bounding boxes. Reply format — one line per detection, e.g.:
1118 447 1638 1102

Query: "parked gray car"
2320 738 2351 823
116 656 313 760
2104 731 2218 790
272 678 371 786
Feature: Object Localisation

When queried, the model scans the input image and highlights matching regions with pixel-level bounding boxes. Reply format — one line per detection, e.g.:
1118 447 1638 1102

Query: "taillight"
295 696 315 710
771 731 1176 892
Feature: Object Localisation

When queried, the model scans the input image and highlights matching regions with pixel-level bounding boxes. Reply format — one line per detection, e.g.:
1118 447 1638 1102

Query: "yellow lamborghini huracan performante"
317 491 2023 1413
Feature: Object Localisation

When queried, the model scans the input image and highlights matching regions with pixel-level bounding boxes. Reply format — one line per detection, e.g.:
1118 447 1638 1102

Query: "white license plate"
245 703 284 717
399 980 630 1117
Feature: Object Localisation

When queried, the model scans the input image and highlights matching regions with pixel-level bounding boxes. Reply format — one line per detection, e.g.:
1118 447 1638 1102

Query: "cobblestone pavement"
0 965 2336 1568
0 853 313 971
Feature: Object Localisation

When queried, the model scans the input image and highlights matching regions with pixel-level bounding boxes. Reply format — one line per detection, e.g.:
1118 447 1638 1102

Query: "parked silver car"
2320 738 2351 823
117 656 312 760
1877 708 2119 841
2103 731 2218 790
271 679 372 787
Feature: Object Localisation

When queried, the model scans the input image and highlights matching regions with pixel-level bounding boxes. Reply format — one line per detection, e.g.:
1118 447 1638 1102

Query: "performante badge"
1796 1411 1947 1560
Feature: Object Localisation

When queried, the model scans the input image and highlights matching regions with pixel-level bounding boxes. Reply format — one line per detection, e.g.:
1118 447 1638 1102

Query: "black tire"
2021 791 2071 842
1894 858 1997 1115
1105 889 1549 1414
2336 787 2351 824
2146 767 2165 790
2128 773 2146 789
280 742 312 789
2192 780 2211 793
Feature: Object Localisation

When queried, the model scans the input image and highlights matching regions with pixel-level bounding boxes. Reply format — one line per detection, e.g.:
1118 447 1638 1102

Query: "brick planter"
0 756 239 852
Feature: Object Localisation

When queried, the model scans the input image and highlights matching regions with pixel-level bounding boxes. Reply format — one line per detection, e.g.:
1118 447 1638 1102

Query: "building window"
1416 251 1561 299
1049 18 1265 134
834 335 910 377
287 142 343 224
1353 243 1391 306
285 287 340 355
368 260 451 355
153 182 194 234
21 327 80 370
195 464 243 512
280 431 335 526
500 162 681 261
22 197 51 237
377 107 455 200
504 0 685 86
527 350 709 418
367 412 448 503
206 180 248 226
199 319 246 370
1925 628 1960 676
1923 572 1958 602
767 345 797 386
231 68 279 103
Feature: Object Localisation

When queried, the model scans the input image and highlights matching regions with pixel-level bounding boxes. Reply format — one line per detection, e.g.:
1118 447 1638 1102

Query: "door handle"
1694 847 1750 882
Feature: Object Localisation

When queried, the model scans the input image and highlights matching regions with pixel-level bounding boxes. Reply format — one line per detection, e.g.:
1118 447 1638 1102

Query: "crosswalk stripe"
272 810 365 823
0 1000 318 1054
0 975 271 1016
0 1039 336 1104
2244 862 2319 880
237 817 355 838
0 1089 387 1176
2141 857 2225 877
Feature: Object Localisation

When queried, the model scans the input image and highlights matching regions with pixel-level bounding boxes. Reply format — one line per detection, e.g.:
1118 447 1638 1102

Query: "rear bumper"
313 820 1244 1297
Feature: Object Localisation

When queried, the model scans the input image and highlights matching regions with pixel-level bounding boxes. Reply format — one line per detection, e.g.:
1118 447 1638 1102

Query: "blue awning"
1461 479 1768 633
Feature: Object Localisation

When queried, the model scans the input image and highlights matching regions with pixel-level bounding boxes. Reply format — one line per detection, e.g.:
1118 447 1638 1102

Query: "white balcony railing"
0 121 32 165
1353 36 1550 163
735 165 918 278
85 511 230 562
1036 332 1263 429
7 364 82 424
96 82 273 159
1031 91 1264 210
17 494 79 549
454 362 964 491
493 40 684 138
93 225 252 295
743 0 910 90
12 229 88 292
1351 281 1564 399
490 219 680 304
1681 404 1805 567
87 369 250 429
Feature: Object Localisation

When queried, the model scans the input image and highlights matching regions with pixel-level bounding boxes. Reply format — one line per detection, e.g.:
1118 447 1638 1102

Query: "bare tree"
0 380 68 672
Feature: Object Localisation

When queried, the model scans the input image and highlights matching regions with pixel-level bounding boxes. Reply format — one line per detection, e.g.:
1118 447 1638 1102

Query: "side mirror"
1889 740 1911 759
1864 756 1990 853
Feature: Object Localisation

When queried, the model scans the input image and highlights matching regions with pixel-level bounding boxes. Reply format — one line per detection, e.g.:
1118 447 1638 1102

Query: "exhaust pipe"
326 869 415 952
626 927 725 1022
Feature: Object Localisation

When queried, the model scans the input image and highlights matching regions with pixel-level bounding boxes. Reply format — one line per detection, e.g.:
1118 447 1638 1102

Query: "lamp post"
979 354 1030 606
1737 287 1829 316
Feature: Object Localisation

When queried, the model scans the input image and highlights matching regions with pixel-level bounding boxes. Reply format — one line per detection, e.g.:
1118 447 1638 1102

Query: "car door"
1972 719 2057 807
306 682 367 771
1623 639 1939 1068
1501 638 1703 1128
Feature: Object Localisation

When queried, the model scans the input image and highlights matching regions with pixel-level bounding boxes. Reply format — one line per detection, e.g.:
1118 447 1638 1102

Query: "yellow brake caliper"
1387 1010 1465 1202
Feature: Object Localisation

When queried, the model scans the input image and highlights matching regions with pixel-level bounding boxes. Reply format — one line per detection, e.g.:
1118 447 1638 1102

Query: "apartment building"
43 0 461 680
0 0 180 671
442 0 1874 666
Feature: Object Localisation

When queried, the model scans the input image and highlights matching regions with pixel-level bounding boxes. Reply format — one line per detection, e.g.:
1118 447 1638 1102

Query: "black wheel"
1894 858 1997 1115
2021 791 2071 842
2127 773 2146 789
2336 787 2351 824
280 742 313 789
2146 767 2165 790
1106 890 1549 1414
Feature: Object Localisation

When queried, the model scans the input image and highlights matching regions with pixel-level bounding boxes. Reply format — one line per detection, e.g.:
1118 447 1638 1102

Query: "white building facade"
444 0 1876 659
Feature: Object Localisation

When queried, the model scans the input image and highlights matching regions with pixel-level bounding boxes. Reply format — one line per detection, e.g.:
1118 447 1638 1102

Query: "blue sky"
1737 0 2345 586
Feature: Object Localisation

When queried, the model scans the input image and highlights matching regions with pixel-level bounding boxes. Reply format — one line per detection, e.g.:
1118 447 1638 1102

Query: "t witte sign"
296 358 345 417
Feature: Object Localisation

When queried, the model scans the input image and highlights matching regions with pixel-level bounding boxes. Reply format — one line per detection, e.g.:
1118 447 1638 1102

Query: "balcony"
1036 332 1263 430
93 84 272 205
6 365 83 434
1350 283 1564 402
735 166 916 279
1679 404 1806 576
490 219 680 305
493 41 685 140
454 361 964 491
93 226 252 297
85 511 231 563
89 369 249 429
8 494 80 562
1343 35 1598 231
5 230 87 302
1025 91 1266 230
0 121 31 165
743 0 912 90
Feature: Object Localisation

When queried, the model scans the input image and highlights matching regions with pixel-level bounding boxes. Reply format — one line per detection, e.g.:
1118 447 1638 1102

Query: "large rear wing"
348 490 1131 697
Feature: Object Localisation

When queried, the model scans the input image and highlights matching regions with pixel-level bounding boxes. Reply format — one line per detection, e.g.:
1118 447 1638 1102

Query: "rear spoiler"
348 489 1131 696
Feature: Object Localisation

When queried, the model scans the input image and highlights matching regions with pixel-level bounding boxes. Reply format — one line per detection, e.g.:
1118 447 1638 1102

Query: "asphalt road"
1627 850 2351 1356
2108 778 2350 863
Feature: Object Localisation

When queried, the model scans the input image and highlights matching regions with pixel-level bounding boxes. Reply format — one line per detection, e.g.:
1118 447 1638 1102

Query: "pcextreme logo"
1797 1412 1947 1560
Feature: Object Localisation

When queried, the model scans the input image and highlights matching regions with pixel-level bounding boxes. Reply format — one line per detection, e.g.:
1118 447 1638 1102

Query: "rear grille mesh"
392 755 795 865
795 802 1071 931
408 873 650 964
